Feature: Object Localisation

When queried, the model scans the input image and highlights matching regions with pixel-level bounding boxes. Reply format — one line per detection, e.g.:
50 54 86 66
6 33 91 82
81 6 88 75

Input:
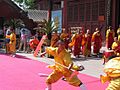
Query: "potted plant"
41 19 58 45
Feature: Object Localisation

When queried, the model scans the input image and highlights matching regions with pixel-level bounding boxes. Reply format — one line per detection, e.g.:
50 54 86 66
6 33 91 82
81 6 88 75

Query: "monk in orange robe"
82 29 91 57
29 36 39 51
60 28 69 49
9 28 16 57
50 31 59 47
106 26 115 49
69 30 82 57
92 28 102 55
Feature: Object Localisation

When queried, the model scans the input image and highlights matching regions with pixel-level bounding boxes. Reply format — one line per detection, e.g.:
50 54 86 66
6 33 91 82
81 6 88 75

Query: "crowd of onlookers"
1 25 45 56
0 24 120 59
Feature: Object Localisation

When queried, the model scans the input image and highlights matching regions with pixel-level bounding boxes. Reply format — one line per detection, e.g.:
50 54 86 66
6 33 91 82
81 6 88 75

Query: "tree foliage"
13 0 36 9
41 19 58 39
42 19 58 35
4 19 23 29
40 19 58 45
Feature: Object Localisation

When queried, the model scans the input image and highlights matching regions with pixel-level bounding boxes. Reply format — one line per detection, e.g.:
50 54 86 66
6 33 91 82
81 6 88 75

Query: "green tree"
13 0 36 9
41 19 58 45
4 19 23 29
9 19 23 29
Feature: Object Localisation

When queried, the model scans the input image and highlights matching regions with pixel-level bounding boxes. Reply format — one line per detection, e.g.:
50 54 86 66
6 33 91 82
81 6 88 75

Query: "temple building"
0 0 36 36
36 0 120 37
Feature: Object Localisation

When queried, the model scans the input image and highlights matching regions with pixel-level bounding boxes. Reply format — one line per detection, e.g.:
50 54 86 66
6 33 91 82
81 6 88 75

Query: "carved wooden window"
67 6 73 22
79 0 85 4
39 3 43 9
53 4 61 10
99 0 105 16
92 1 98 21
79 4 85 22
85 3 91 21
73 5 78 22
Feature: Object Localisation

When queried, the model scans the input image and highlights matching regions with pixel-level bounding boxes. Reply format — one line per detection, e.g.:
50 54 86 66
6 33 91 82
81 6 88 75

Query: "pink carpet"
0 54 108 90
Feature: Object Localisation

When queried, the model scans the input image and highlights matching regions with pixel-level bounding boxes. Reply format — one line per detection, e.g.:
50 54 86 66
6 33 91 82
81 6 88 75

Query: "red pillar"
112 0 116 30
62 0 67 30
47 0 52 21
47 9 51 21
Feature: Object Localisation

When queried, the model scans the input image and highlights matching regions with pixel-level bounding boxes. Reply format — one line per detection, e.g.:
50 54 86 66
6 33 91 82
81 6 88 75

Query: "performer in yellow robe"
45 40 86 90
9 28 16 57
100 57 120 90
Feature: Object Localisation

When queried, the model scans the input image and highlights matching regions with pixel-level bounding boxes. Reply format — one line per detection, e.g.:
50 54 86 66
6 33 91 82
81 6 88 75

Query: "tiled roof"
27 10 48 22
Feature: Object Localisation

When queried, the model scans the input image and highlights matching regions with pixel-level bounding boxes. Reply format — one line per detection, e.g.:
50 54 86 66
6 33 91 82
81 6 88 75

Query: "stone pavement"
15 46 107 78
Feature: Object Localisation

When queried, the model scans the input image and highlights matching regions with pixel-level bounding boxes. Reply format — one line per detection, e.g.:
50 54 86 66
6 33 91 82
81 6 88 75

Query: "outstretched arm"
45 47 56 56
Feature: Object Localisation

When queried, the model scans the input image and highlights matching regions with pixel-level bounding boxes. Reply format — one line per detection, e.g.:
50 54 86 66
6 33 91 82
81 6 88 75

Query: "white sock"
80 84 87 90
45 84 51 90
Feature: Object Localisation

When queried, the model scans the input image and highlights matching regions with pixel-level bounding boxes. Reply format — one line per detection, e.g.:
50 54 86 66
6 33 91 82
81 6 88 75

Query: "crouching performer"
100 57 120 90
45 40 86 90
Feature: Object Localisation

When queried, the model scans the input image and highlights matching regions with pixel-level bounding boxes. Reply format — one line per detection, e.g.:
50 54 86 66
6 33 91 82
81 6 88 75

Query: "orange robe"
69 34 82 56
29 39 39 50
68 34 76 48
50 33 59 47
82 33 91 56
9 32 16 53
106 29 115 49
46 47 81 86
92 31 102 54
6 35 10 39
60 33 69 49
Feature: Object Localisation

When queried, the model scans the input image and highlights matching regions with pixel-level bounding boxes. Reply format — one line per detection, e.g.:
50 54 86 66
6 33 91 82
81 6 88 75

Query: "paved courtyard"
15 46 107 78
0 46 107 79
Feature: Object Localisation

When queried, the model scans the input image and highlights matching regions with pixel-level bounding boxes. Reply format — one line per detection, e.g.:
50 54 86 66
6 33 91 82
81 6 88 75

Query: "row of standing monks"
51 26 120 59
